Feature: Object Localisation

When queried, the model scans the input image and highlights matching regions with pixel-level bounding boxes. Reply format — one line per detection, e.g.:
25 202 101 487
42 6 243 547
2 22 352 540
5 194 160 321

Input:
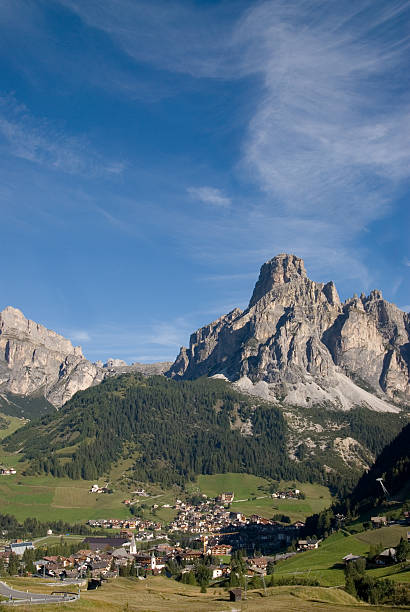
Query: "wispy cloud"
69 330 91 343
57 0 410 291
187 186 231 208
236 1 410 228
0 94 124 177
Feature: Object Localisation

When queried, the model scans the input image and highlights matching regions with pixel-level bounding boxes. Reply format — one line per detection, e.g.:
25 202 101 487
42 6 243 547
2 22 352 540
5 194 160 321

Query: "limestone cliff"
0 306 171 409
168 254 409 411
0 306 104 409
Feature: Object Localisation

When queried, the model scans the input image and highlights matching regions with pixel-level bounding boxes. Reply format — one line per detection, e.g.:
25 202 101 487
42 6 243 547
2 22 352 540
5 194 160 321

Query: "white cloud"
187 186 231 208
235 1 410 228
57 0 410 291
404 259 410 267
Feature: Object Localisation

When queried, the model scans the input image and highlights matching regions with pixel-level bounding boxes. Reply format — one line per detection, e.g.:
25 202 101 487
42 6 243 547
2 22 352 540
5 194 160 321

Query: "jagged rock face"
0 306 173 409
169 254 410 410
0 306 104 408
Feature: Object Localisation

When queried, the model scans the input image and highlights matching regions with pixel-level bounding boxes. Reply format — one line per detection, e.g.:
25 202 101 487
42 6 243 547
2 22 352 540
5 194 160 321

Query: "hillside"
2 374 309 487
350 422 410 510
1 374 407 495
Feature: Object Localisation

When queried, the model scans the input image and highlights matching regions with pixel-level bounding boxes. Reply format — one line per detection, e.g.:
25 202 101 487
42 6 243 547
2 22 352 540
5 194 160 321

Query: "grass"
196 473 332 522
0 576 405 612
274 528 410 587
0 474 132 523
274 531 369 586
0 412 27 441
355 524 409 547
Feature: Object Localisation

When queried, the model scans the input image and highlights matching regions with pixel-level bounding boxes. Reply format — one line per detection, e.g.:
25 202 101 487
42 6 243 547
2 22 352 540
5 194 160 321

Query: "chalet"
88 560 111 577
297 539 319 551
248 556 268 572
209 565 224 579
0 467 16 475
371 516 387 528
179 549 203 562
218 492 234 503
374 548 397 566
210 544 232 556
343 554 363 564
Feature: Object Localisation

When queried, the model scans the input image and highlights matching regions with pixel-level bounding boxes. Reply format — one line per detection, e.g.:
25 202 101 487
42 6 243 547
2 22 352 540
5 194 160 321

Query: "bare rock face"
0 306 104 408
168 254 409 411
0 306 173 410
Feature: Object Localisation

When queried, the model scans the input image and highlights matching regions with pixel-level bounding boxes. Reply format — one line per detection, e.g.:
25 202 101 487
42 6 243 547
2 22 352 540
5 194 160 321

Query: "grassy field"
355 524 409 547
0 576 404 612
0 474 133 523
0 470 331 526
274 531 369 586
196 473 332 522
0 412 27 441
274 529 410 586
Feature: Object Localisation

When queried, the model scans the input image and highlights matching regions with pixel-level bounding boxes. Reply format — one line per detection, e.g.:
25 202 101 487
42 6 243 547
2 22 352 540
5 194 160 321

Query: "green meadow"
274 529 410 586
196 473 332 521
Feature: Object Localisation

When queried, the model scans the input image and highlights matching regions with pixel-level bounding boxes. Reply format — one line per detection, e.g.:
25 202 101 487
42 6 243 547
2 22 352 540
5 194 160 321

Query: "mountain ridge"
168 254 409 412
0 305 170 410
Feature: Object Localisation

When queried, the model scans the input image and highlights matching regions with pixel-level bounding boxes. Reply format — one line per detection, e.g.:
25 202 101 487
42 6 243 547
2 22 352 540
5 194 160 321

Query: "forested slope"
350 422 410 509
3 374 327 488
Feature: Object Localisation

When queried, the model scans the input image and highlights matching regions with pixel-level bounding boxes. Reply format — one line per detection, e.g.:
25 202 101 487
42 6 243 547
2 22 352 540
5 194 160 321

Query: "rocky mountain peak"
169 254 409 411
249 253 307 307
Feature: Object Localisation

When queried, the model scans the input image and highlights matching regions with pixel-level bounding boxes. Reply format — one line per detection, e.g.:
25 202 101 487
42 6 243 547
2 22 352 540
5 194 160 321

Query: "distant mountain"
0 305 170 412
3 372 407 491
169 253 410 411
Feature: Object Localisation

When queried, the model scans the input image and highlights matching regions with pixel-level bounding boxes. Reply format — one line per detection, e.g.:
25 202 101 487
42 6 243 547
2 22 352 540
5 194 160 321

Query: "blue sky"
1 0 410 363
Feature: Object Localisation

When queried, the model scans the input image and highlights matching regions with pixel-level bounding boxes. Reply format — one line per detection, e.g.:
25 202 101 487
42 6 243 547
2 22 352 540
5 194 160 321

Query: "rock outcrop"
168 254 410 411
0 306 172 409
0 306 105 408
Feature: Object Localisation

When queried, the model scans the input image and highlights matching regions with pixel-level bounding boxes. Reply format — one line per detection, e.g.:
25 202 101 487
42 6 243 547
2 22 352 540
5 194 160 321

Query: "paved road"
0 580 78 605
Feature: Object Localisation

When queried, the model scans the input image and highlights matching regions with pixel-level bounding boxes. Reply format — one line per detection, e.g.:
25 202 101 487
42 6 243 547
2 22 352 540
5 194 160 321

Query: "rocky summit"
169 254 410 412
0 306 171 409
0 306 104 408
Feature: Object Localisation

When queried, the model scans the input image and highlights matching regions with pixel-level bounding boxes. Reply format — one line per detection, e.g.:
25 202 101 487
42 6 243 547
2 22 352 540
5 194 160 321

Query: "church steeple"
129 534 136 555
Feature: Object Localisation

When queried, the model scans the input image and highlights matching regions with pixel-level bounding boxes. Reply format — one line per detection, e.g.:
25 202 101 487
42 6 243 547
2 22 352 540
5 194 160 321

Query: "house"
209 565 224 579
0 467 16 475
297 539 319 551
343 554 363 564
374 548 397 566
210 544 232 556
248 557 268 572
371 516 387 528
218 492 234 503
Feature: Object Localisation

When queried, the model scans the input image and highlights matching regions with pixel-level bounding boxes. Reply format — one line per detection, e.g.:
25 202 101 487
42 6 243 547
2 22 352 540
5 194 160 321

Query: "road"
0 580 79 605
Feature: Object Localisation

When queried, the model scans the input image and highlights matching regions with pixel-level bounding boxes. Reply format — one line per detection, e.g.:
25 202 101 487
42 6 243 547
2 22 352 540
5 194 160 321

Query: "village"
0 489 312 584
0 491 408 594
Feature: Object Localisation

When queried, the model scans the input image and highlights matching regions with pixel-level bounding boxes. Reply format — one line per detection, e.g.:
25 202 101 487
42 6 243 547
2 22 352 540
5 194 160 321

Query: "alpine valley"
1 254 409 490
